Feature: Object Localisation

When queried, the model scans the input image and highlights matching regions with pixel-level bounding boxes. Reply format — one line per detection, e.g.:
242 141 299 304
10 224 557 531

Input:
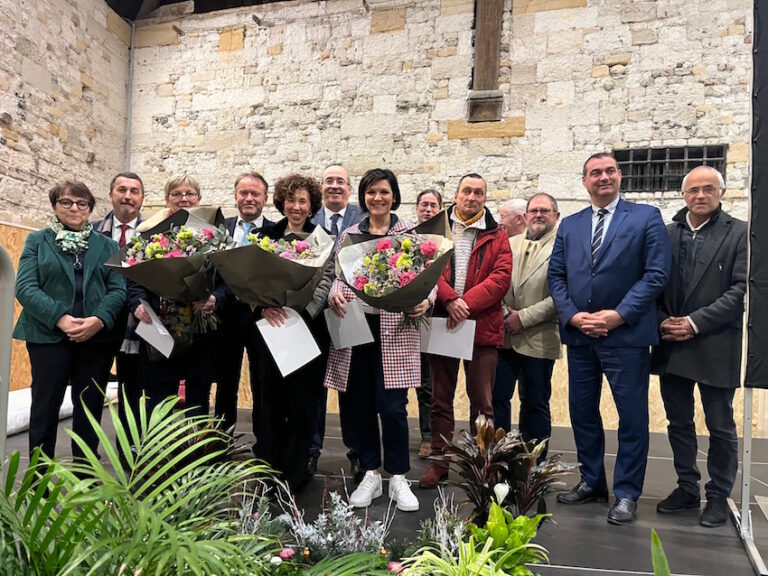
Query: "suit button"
587 299 592 304
591 272 596 277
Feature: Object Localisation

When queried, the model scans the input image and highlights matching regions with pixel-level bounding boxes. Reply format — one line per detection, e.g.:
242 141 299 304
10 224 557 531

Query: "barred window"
614 146 727 193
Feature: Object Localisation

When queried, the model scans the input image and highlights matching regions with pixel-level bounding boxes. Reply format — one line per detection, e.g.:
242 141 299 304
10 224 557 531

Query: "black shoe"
556 480 609 504
607 498 637 525
700 497 729 527
306 453 319 479
656 487 700 514
349 455 365 484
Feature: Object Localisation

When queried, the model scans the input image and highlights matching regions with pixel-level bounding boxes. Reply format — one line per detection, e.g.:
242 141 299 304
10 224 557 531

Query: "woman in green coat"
14 181 126 460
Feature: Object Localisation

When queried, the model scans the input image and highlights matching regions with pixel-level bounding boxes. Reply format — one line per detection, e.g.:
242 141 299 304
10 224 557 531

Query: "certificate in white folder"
324 300 374 350
134 299 175 359
256 308 321 377
420 318 476 361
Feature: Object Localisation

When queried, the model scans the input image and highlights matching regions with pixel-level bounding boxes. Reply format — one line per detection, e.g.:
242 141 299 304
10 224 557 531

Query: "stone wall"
129 0 751 223
0 0 130 226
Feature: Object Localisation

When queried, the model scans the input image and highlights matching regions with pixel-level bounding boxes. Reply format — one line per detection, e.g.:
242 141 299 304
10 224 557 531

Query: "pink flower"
354 276 368 291
388 251 402 268
202 228 214 241
279 250 296 260
126 258 138 266
398 270 417 285
376 238 392 252
388 561 404 574
158 235 170 247
420 241 437 259
279 548 295 560
294 240 310 254
165 250 184 258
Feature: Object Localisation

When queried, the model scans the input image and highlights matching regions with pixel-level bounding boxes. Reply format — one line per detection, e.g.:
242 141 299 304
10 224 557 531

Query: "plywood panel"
0 222 34 391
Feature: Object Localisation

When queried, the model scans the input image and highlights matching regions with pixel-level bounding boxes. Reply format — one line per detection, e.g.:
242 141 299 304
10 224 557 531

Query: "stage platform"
6 410 768 576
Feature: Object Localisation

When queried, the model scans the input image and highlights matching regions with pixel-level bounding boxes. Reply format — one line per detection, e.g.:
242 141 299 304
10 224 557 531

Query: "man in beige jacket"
492 193 562 458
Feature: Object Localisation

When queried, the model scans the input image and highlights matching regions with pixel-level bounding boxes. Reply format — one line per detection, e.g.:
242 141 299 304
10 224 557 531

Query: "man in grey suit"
307 164 362 479
652 165 747 527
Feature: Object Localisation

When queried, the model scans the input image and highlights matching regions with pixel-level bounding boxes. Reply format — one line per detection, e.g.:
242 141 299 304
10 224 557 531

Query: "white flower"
270 556 283 566
493 482 510 504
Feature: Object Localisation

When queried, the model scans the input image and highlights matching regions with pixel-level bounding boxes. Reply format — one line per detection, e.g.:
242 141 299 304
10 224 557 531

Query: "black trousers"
213 303 260 432
137 335 213 418
115 351 141 432
660 373 738 499
253 312 327 492
416 353 433 442
338 314 410 475
492 348 554 458
26 340 114 460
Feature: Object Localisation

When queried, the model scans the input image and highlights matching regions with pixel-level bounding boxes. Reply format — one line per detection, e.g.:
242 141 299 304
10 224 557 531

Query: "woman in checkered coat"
325 168 434 513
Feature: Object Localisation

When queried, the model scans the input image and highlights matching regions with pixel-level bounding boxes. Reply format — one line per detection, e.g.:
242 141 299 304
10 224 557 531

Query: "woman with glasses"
14 181 126 460
129 174 216 417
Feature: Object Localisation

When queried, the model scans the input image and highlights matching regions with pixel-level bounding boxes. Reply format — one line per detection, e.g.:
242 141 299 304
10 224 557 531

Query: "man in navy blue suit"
307 164 362 480
212 172 275 433
548 153 670 524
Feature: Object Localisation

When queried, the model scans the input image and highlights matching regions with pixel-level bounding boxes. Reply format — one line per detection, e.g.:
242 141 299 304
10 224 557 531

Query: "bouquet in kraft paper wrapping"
208 226 335 310
336 211 454 324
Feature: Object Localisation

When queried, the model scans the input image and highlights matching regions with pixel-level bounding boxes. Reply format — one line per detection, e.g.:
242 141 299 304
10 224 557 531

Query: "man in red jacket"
420 173 513 488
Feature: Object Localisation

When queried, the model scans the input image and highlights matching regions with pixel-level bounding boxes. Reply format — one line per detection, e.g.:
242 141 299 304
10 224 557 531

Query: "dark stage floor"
6 409 768 575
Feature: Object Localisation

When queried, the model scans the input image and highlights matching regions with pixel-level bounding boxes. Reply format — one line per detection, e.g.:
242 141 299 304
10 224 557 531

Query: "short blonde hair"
164 174 201 198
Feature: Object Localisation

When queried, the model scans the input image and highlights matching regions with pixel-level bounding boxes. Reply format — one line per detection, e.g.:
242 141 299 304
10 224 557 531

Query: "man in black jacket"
211 172 275 433
652 166 747 527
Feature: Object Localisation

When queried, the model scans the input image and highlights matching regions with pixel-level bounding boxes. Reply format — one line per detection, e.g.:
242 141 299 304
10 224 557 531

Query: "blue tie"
240 221 253 246
591 208 608 263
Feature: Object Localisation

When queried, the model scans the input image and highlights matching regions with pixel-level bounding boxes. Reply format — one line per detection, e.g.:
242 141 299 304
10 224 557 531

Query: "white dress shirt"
590 196 620 246
323 206 348 230
233 214 265 244
111 217 138 244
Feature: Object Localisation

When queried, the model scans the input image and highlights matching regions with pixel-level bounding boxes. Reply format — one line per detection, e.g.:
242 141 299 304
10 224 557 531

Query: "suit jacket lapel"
593 200 628 266
580 208 594 264
82 237 106 288
44 231 75 285
683 217 729 306
518 230 555 287
342 207 356 230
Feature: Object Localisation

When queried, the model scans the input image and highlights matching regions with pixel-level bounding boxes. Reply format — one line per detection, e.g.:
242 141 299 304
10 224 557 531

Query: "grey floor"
6 410 768 576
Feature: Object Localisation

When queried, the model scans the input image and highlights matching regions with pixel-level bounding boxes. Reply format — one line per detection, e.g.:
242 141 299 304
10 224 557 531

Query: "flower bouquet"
208 226 335 309
336 223 453 326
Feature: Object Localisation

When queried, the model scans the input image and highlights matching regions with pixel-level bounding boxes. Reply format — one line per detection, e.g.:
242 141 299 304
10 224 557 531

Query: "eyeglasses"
57 199 90 210
528 208 554 215
683 186 719 196
236 190 264 198
323 178 348 187
169 191 199 199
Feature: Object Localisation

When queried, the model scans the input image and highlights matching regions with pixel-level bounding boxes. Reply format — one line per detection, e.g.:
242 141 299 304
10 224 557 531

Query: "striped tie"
591 208 608 263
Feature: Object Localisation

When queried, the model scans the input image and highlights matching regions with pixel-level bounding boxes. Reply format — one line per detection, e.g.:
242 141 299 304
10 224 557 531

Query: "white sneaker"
349 471 382 508
388 474 419 512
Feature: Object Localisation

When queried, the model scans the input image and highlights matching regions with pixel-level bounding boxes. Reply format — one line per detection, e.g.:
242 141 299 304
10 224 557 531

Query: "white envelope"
420 318 476 360
256 307 321 377
134 299 175 358
324 299 375 350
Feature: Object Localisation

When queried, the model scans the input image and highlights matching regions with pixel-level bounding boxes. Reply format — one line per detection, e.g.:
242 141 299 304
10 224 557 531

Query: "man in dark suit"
548 152 670 524
94 172 144 434
211 172 275 432
652 166 746 527
307 164 362 479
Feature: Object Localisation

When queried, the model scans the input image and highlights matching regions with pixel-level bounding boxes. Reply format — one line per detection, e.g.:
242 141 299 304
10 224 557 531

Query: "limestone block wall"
129 0 751 223
0 0 131 226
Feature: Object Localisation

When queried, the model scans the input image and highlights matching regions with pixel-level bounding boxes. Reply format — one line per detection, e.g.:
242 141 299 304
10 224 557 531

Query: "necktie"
118 223 129 248
240 221 253 246
330 213 341 237
591 208 608 263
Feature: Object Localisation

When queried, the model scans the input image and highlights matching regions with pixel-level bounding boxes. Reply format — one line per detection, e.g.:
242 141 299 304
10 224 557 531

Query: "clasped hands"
56 314 103 343
134 295 216 325
570 310 624 338
328 293 429 319
659 316 695 341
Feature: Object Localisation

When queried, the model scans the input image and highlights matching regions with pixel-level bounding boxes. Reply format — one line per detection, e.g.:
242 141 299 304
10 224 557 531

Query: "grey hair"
501 198 528 215
681 166 725 192
526 192 559 213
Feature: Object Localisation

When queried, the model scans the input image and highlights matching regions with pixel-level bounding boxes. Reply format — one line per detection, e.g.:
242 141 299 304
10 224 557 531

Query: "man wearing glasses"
652 166 746 527
492 194 561 461
308 164 362 480
212 173 275 434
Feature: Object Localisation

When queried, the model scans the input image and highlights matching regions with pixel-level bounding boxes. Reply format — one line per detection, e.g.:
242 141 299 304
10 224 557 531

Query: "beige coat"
502 227 562 359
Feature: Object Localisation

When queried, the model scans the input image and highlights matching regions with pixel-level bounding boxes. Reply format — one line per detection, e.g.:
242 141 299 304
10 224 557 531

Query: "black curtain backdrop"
747 0 768 388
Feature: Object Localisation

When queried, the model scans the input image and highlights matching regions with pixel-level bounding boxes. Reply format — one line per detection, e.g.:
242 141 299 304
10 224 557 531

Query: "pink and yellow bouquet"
245 234 320 262
352 236 440 297
123 225 217 265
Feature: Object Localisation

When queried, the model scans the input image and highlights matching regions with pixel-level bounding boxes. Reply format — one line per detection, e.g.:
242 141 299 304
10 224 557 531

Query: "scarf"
50 217 92 255
455 207 485 227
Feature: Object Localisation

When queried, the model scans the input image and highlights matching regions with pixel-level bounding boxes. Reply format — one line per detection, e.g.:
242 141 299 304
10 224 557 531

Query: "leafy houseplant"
440 414 578 523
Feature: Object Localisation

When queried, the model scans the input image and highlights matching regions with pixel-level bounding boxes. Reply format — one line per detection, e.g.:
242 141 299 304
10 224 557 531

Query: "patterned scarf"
50 217 92 255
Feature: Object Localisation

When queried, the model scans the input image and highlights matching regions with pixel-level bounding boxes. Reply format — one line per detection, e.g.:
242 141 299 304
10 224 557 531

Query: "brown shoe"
418 441 432 459
419 463 448 488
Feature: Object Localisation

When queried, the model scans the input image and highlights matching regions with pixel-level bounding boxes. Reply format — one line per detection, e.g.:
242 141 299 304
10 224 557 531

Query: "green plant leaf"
651 529 672 576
